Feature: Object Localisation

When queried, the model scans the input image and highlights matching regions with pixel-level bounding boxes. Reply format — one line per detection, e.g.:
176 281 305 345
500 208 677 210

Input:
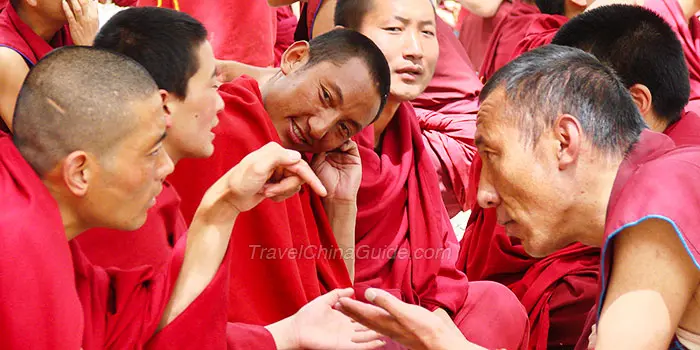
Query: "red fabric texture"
643 0 700 116
457 0 513 71
76 181 187 271
457 153 599 349
274 6 297 67
167 76 351 325
509 14 567 63
353 103 528 350
0 3 72 66
136 0 276 66
412 16 482 215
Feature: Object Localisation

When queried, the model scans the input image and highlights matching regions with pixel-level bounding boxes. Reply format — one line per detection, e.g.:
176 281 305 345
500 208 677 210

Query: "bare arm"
596 219 700 349
457 0 505 18
0 49 30 132
267 0 303 6
216 60 277 85
158 143 327 329
323 200 357 280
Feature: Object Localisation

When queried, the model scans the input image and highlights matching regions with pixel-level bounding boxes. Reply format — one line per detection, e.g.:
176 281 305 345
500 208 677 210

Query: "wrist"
195 186 241 224
265 316 300 350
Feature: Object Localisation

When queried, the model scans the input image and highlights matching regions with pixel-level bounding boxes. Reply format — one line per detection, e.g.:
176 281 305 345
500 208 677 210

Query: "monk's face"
265 55 381 153
84 93 174 231
164 40 224 161
475 89 576 258
358 0 439 101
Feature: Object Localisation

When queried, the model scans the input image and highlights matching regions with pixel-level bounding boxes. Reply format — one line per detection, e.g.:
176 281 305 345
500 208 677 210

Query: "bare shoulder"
0 47 29 71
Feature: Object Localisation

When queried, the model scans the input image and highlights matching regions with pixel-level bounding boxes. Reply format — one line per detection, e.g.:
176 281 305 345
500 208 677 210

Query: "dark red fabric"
0 0 7 10
304 0 323 39
457 0 513 71
77 181 187 271
457 153 599 349
0 3 72 66
412 16 481 215
353 103 528 350
167 76 351 325
136 0 276 66
225 323 276 349
599 130 700 349
0 133 84 349
113 0 137 6
274 6 297 67
665 110 700 146
478 0 540 81
509 13 567 62
643 0 700 117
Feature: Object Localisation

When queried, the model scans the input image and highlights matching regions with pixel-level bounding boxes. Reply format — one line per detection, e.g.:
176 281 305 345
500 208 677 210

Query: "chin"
521 239 557 259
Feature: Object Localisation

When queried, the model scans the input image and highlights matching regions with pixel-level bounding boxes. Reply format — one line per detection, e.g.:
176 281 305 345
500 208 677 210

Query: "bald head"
13 46 159 176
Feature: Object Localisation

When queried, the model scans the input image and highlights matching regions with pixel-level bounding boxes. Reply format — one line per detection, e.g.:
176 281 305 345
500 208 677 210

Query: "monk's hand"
266 288 386 350
311 140 362 204
336 288 485 350
224 142 326 213
62 0 99 45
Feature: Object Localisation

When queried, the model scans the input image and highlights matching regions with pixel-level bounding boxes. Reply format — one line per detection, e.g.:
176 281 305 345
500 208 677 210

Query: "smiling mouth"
290 120 309 146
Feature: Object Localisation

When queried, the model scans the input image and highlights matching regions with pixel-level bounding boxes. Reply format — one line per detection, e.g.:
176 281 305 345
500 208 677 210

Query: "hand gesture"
225 142 327 213
311 140 362 203
336 288 483 350
62 0 99 45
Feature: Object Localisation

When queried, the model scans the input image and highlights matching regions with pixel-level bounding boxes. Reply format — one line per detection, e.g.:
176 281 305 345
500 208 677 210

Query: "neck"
677 0 700 23
563 1 585 19
16 4 66 42
569 157 622 247
42 180 85 241
372 98 401 147
646 115 670 133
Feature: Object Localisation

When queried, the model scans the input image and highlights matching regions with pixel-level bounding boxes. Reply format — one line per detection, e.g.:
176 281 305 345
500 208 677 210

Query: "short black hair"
93 7 208 100
535 0 566 15
552 5 690 124
481 45 647 157
305 28 391 121
13 46 158 176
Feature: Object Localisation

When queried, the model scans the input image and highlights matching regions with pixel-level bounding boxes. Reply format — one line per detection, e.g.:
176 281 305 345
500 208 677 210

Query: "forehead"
124 92 167 147
476 89 512 143
189 41 216 81
364 0 436 24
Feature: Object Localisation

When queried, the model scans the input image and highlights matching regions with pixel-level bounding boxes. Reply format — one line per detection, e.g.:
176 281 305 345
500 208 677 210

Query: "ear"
26 0 38 7
333 25 345 30
160 89 175 118
61 151 92 197
628 84 653 118
569 0 588 7
552 114 583 171
280 41 311 76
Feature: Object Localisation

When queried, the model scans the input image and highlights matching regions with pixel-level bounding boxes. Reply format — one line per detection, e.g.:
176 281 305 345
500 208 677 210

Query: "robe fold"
457 155 599 349
0 132 231 349
167 76 351 325
642 0 700 115
353 103 529 350
478 0 540 81
136 0 276 66
77 181 187 271
412 16 482 215
509 14 567 62
0 4 72 66
457 0 513 71
599 129 700 349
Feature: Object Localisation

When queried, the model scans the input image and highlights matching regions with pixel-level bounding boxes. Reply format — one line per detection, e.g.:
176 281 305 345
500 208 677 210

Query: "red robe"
0 4 72 66
478 0 540 81
76 181 187 271
412 16 482 215
136 0 276 66
509 14 567 62
597 129 700 349
274 6 297 67
457 156 599 349
0 132 234 349
457 0 514 71
643 0 700 117
353 103 529 350
167 76 351 325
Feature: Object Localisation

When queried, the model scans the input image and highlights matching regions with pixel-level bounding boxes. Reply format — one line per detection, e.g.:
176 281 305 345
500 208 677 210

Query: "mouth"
395 65 424 80
288 119 310 147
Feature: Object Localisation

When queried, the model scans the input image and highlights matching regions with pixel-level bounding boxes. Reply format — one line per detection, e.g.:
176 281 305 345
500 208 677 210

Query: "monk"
137 0 277 67
0 0 97 132
339 43 700 350
0 45 363 349
167 28 392 326
456 0 509 71
334 1 530 349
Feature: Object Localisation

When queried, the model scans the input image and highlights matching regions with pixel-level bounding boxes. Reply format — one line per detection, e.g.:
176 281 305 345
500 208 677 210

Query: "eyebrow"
393 15 435 27
151 131 167 149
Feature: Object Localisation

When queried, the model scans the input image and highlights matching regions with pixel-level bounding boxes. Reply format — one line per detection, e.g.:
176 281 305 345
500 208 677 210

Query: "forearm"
158 185 239 329
323 199 357 280
217 59 277 84
267 0 302 6
457 0 504 17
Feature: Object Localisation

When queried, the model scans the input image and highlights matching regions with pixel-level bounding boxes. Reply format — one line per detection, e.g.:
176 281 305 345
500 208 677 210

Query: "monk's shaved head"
13 46 159 176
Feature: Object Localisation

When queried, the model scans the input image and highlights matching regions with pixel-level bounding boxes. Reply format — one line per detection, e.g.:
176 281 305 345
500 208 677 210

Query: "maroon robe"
457 1 514 72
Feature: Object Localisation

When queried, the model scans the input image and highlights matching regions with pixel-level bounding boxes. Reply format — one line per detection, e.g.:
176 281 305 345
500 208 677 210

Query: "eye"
150 145 163 157
422 30 436 36
383 27 402 33
322 87 331 101
339 122 351 137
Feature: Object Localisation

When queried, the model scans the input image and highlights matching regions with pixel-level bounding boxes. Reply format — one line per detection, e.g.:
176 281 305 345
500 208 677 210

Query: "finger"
69 0 83 17
351 328 383 343
353 322 372 332
244 143 301 179
347 339 386 350
263 175 303 198
364 288 413 320
315 288 354 305
62 0 77 24
282 161 327 197
337 297 394 330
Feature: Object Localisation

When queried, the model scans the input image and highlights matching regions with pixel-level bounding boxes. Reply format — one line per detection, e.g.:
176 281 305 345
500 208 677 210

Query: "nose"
402 30 424 61
157 151 175 180
476 166 501 209
308 111 338 140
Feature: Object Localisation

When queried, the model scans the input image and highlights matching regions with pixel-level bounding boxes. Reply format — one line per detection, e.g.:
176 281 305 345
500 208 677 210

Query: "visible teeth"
293 123 305 144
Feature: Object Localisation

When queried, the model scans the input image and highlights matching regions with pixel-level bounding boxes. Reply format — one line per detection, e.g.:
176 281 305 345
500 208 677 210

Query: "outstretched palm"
311 140 362 203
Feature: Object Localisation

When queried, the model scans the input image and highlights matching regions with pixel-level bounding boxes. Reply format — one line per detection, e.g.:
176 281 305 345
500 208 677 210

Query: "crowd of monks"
1 0 699 349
